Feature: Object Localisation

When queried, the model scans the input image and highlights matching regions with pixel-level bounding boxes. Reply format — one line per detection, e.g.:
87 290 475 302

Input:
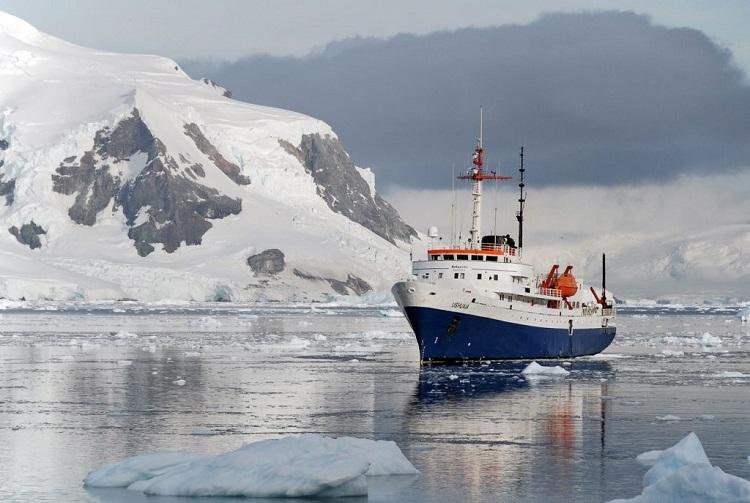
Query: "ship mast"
458 108 511 248
516 146 526 251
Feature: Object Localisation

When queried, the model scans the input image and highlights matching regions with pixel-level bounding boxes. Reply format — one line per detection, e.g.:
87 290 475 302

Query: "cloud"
182 11 750 190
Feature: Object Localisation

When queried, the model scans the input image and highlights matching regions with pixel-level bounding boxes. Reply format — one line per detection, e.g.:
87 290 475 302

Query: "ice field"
0 302 749 501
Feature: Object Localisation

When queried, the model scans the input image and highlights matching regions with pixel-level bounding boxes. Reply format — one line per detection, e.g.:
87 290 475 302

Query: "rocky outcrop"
184 123 250 185
0 173 14 206
0 137 12 205
280 134 416 245
52 109 242 256
200 78 232 98
52 110 153 226
293 268 372 296
247 248 285 275
117 145 242 256
8 220 46 249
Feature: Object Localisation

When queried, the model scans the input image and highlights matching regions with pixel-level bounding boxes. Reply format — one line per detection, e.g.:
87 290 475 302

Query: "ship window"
477 273 482 280
493 274 498 280
438 272 443 279
471 255 483 261
486 256 498 262
454 273 460 279
443 254 454 260
459 273 465 279
457 254 468 260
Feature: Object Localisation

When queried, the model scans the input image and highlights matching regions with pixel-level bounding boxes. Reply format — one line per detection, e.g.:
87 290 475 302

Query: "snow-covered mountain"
0 12 417 301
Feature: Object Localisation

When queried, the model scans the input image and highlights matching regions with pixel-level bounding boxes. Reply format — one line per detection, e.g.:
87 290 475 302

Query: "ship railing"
480 243 517 256
537 287 562 298
602 308 614 317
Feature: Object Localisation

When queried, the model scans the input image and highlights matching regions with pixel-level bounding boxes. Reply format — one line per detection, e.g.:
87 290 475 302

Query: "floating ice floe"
113 331 138 339
659 349 684 357
608 432 750 502
700 332 722 346
83 434 418 498
713 371 748 378
521 361 569 376
655 415 684 422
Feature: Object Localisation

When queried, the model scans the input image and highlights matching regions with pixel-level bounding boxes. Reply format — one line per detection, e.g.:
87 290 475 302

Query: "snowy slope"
0 12 417 301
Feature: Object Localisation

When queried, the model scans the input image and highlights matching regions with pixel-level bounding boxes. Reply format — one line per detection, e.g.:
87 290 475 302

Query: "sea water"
0 302 748 502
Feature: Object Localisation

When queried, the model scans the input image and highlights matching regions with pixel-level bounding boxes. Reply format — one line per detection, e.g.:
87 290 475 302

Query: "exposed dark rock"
292 268 372 296
0 173 15 206
184 123 250 185
292 268 318 281
52 109 243 255
52 109 154 226
117 149 242 256
247 249 285 275
8 220 46 249
53 156 118 226
201 78 233 98
280 134 416 245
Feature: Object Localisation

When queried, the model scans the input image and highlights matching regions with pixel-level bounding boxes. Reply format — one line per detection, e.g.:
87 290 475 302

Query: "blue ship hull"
404 306 616 361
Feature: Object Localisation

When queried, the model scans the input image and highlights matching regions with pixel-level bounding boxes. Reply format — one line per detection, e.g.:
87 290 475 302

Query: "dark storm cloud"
182 11 750 189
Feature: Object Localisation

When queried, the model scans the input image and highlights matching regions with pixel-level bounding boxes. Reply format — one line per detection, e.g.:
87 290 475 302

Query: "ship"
392 110 616 361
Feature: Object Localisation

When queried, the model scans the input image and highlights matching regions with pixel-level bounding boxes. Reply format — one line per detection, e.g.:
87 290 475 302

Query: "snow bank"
84 434 417 498
609 432 750 502
521 361 570 376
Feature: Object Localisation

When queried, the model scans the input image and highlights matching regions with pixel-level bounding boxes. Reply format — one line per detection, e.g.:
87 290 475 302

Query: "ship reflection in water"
401 362 613 502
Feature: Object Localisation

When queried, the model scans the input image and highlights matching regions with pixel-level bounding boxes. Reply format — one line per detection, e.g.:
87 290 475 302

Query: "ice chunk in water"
609 432 750 502
521 361 569 376
84 451 204 487
84 434 417 498
700 332 721 346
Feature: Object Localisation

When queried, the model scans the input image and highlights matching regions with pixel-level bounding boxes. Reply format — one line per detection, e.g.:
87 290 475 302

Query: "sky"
0 0 748 69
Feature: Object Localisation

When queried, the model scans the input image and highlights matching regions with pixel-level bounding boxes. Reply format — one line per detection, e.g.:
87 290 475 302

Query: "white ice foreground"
521 361 570 376
84 434 418 498
609 432 750 502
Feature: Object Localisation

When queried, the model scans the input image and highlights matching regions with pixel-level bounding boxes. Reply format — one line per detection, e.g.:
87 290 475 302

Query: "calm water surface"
0 303 749 502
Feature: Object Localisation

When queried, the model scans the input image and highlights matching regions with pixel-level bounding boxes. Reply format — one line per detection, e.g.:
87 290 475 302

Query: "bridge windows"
443 254 454 260
471 255 483 261
457 254 469 260
486 256 498 262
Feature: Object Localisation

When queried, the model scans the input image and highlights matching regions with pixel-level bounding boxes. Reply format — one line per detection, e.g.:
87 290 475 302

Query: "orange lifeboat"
557 266 578 298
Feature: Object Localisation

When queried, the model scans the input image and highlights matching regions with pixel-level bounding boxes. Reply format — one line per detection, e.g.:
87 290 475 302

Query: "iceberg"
84 434 417 498
609 432 750 502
